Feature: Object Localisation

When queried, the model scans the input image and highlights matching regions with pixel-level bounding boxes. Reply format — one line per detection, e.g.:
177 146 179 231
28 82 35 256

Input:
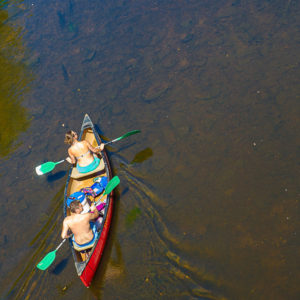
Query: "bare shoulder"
62 216 71 229
81 212 92 219
68 145 76 155
71 213 89 221
82 140 92 147
64 215 72 223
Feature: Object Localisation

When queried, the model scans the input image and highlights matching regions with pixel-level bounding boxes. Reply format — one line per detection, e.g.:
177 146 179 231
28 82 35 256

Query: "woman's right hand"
97 143 105 152
90 203 96 211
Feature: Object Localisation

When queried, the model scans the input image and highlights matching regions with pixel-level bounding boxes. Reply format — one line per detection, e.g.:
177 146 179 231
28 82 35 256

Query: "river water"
0 0 299 299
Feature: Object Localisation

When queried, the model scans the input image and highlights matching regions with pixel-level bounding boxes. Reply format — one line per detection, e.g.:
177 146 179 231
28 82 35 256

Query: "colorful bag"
67 191 90 213
80 187 97 198
80 176 108 197
67 191 86 207
67 177 108 213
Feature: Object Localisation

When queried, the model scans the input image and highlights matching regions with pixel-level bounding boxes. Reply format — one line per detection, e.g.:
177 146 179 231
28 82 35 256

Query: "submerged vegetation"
0 1 32 157
125 206 141 227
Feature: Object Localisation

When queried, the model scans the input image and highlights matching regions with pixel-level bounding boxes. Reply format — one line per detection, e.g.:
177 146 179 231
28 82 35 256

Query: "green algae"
0 3 32 157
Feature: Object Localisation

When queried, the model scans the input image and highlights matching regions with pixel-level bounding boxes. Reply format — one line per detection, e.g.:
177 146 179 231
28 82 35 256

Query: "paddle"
36 176 120 270
35 160 65 176
36 239 66 270
103 130 140 146
35 130 141 175
94 175 120 206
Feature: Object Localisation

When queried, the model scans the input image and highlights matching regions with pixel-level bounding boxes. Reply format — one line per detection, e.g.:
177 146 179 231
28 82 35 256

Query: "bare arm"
61 219 72 239
66 148 76 164
88 203 99 220
85 140 104 153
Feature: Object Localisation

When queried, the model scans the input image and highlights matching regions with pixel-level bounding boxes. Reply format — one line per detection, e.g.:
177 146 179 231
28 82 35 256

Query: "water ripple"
118 159 225 299
6 186 65 300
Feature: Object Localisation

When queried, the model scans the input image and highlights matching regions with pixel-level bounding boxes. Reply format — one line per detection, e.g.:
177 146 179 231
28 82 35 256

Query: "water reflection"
0 1 32 157
90 240 126 299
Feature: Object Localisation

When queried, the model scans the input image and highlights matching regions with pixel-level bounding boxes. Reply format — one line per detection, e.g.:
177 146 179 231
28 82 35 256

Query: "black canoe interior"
63 117 112 265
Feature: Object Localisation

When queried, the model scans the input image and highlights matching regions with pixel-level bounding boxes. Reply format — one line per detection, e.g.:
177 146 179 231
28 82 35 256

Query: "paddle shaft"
56 160 65 165
63 130 139 160
36 238 67 270
103 140 118 146
56 238 66 251
102 130 140 146
95 194 106 206
90 175 120 211
36 130 139 175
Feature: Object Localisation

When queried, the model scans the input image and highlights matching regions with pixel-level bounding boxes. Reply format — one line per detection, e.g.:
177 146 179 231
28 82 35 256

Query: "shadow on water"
119 186 129 197
99 136 140 155
46 170 68 182
99 134 141 155
89 189 126 299
90 239 126 299
50 257 70 275
94 124 104 139
130 147 153 164
110 142 139 155
0 1 33 158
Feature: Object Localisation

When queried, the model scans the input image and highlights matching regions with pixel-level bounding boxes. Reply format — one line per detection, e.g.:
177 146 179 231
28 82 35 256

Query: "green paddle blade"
94 176 120 206
104 176 120 195
35 160 65 175
104 130 141 145
36 250 57 270
36 162 56 175
114 130 140 142
37 239 66 270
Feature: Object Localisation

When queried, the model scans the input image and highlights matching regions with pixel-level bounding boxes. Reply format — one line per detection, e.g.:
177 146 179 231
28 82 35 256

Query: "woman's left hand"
66 157 73 164
98 143 105 151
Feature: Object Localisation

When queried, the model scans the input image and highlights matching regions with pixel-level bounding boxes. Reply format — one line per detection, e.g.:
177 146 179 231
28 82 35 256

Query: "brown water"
0 0 299 299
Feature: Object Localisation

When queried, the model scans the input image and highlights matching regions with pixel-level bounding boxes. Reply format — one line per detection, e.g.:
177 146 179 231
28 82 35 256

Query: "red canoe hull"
80 190 113 287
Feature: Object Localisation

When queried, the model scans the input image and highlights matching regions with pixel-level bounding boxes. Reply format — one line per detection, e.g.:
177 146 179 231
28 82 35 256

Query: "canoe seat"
73 241 95 252
70 159 105 179
72 222 98 252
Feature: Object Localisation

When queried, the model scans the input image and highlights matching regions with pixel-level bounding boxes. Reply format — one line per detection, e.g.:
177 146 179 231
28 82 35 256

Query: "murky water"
0 0 299 299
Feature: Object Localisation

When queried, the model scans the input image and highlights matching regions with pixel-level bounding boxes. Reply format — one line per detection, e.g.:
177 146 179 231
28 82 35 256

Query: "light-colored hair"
64 130 75 145
70 200 81 213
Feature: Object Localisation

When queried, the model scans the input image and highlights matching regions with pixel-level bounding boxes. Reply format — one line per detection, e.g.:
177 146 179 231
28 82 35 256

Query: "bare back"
63 213 94 244
68 140 96 167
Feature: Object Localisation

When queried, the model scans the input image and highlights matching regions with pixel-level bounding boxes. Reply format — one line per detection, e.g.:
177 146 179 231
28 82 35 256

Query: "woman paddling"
65 130 104 173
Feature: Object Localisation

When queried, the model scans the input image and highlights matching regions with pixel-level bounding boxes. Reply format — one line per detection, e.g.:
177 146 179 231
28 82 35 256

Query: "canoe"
63 114 114 287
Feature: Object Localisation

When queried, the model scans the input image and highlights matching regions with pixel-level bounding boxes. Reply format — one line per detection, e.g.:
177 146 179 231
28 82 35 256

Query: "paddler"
61 200 99 251
64 130 104 173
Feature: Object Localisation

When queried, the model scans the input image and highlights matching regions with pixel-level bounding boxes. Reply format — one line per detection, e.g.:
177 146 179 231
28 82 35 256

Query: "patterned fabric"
76 155 100 173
